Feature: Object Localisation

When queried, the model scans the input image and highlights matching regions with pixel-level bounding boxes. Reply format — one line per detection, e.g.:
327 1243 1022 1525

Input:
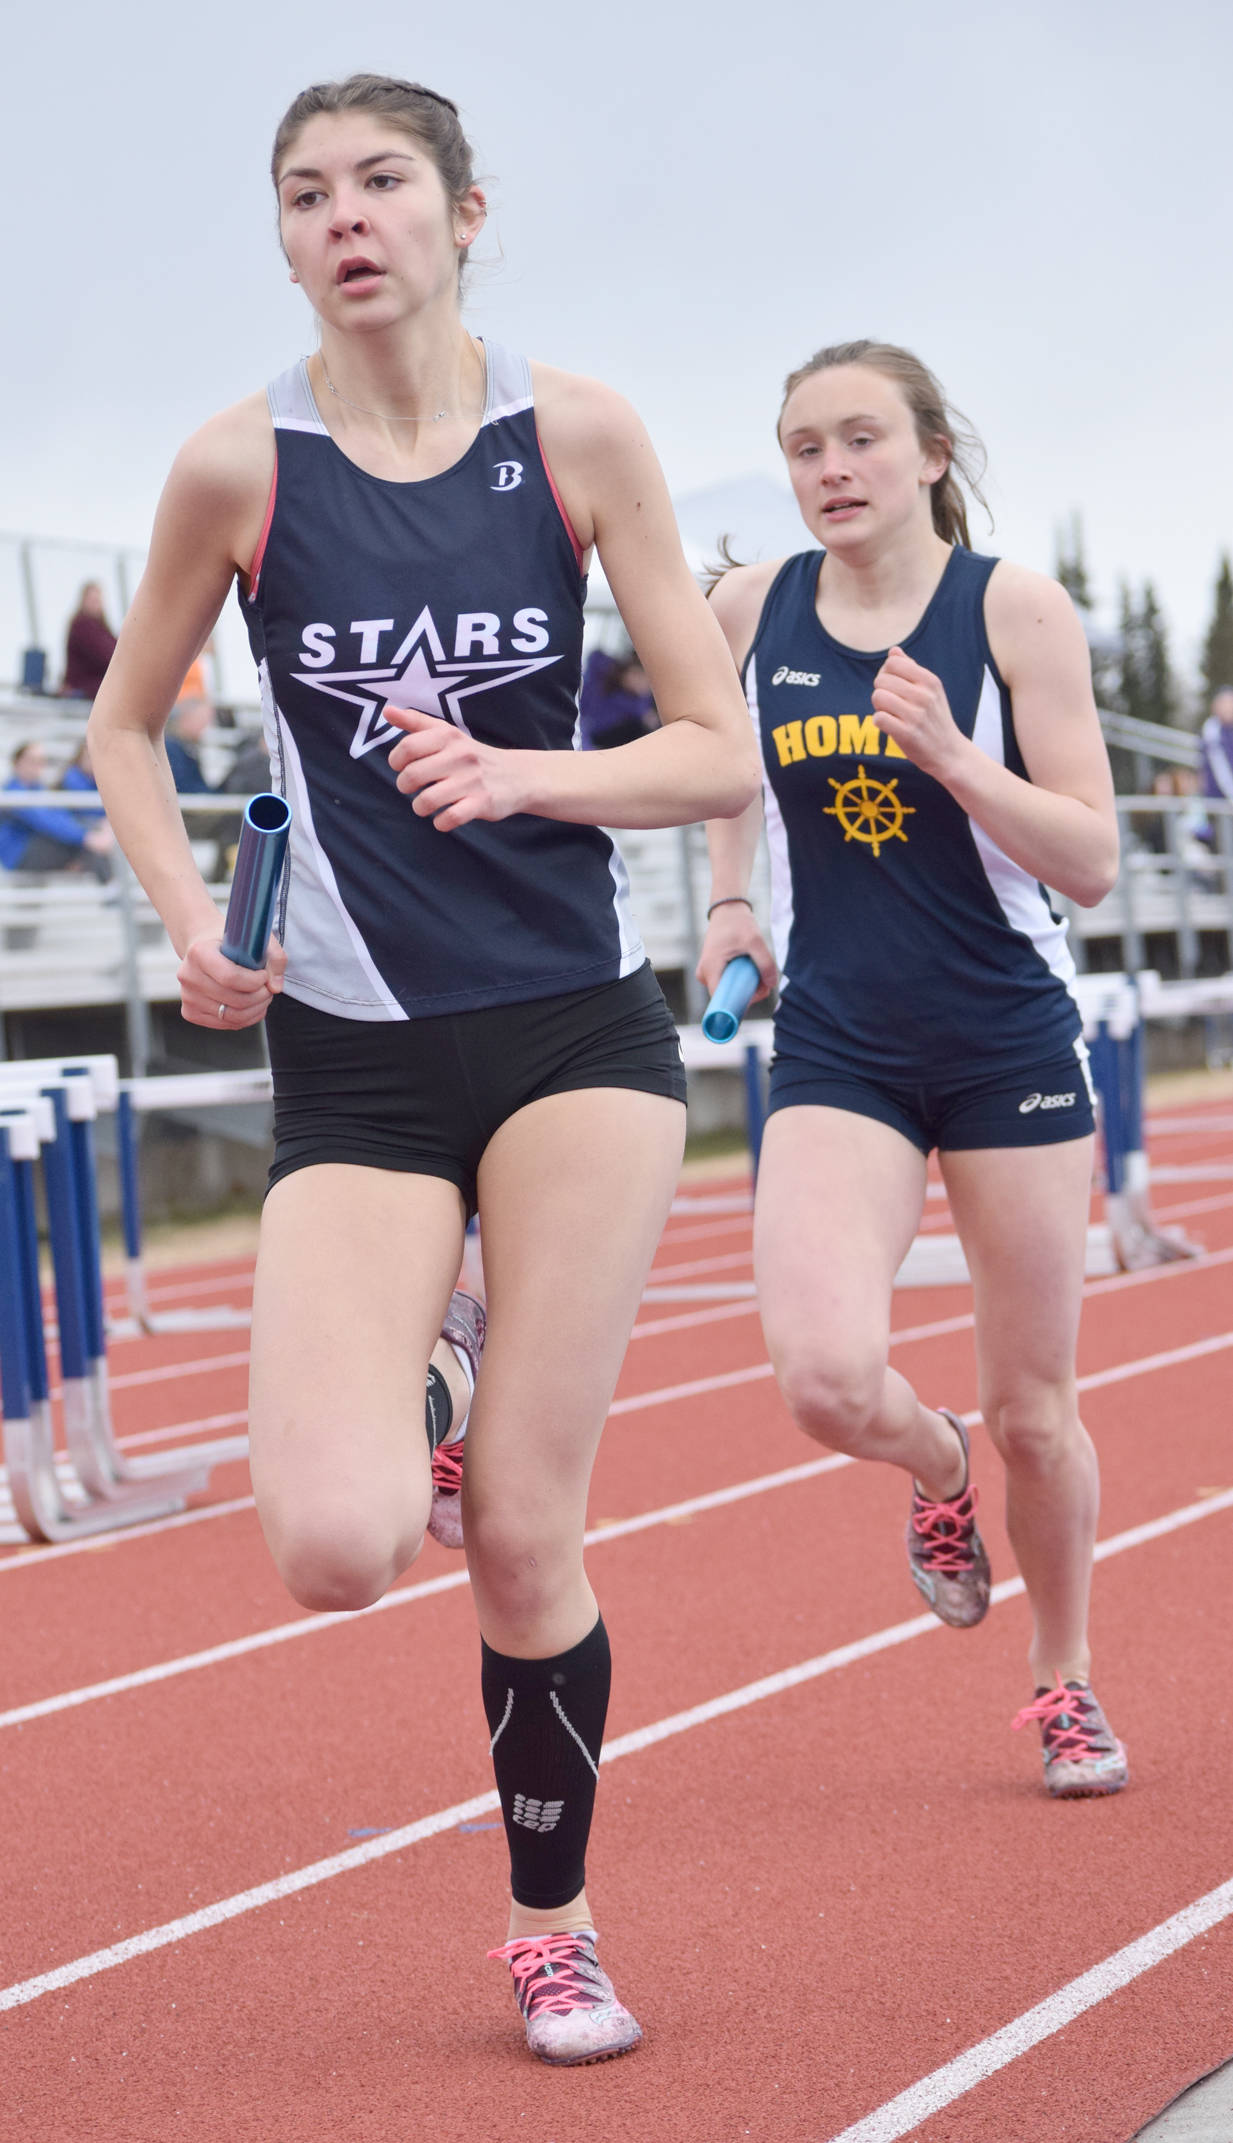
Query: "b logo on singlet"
491 461 524 491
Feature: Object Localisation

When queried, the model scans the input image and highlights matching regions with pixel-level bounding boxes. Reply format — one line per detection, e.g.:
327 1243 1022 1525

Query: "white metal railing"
2 793 1231 1069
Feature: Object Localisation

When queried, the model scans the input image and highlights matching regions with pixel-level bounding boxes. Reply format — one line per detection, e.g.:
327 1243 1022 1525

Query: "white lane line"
117 1411 247 1453
645 1248 754 1283
610 1327 1233 1423
2 1485 1231 2016
66 1237 1233 1401
107 1349 251 1392
823 1878 1233 2143
0 1455 854 1731
6 1278 1231 1573
4 1324 1231 1731
1153 1190 1233 1225
0 1498 257 1574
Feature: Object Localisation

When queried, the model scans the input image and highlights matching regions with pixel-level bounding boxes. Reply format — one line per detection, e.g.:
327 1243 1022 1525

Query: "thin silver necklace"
320 359 448 425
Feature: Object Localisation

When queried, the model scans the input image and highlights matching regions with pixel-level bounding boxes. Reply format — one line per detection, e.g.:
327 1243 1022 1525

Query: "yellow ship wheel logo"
824 767 914 857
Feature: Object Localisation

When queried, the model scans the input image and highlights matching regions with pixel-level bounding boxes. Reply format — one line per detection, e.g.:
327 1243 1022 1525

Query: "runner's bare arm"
387 372 759 831
871 564 1118 906
88 401 273 959
695 562 782 996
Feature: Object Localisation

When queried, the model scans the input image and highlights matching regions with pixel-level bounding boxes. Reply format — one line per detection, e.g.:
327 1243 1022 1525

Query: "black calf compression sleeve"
424 1364 453 1452
481 1617 611 1910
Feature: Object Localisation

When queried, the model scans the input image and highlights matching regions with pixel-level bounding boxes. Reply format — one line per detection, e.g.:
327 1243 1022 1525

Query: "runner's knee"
776 1350 887 1451
465 1513 581 1635
267 1505 421 1612
981 1383 1079 1471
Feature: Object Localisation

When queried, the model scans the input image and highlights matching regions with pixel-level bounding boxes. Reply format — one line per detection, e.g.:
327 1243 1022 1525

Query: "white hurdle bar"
115 1067 274 1334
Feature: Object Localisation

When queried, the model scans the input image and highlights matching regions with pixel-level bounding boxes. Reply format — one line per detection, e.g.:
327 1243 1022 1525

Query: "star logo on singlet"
292 606 560 760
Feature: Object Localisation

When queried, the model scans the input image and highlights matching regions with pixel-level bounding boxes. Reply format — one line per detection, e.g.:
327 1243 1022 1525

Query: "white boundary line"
823 1878 1233 2142
48 1239 1233 1403
2 1332 1230 1730
0 1454 853 1730
4 1283 1231 1571
1 1484 1231 2016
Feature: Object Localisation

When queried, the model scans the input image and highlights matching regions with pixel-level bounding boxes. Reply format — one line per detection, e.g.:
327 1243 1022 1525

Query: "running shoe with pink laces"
1011 1677 1129 1797
905 1409 991 1628
487 1929 642 2066
426 1289 485 1550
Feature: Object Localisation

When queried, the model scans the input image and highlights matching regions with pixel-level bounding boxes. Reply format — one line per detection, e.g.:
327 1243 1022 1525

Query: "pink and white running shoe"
904 1410 991 1628
487 1929 643 2066
1011 1677 1129 1797
426 1290 485 1550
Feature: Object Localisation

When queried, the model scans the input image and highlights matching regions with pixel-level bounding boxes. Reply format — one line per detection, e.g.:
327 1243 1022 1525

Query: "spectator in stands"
1199 685 1233 803
62 582 118 701
0 741 113 879
165 694 217 794
578 645 660 749
62 736 107 824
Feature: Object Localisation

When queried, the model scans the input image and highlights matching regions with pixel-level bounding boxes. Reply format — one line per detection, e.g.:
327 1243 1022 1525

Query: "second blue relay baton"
220 793 292 970
701 955 761 1044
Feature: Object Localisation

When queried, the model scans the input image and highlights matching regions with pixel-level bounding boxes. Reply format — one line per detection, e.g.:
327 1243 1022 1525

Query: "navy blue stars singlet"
239 341 643 1020
746 547 1082 1077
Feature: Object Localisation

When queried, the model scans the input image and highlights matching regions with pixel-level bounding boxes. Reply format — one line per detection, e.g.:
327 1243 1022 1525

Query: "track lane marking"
5 1330 1231 1724
47 1239 1233 1398
0 1455 855 1728
823 1878 1233 2143
5 1306 1232 1572
1 1484 1231 2014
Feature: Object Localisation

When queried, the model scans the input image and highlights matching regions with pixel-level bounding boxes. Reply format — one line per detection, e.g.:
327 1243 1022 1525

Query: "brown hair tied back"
271 73 478 279
778 340 990 550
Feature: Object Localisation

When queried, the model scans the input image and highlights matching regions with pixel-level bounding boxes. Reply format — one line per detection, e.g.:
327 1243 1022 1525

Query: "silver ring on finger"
217 1002 228 1021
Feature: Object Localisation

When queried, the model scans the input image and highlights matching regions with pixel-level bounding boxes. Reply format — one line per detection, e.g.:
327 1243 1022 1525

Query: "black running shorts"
265 961 686 1215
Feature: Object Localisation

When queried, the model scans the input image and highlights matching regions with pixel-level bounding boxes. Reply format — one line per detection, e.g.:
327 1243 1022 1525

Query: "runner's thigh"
465 1086 685 1540
754 1106 928 1385
249 1163 467 1565
941 1137 1095 1424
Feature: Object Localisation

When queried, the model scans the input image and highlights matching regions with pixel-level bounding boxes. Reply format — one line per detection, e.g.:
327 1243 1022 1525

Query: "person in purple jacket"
1199 686 1233 802
62 583 119 701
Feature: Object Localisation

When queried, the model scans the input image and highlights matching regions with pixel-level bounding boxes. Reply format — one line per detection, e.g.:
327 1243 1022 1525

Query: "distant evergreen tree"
1054 511 1093 611
1113 580 1176 727
1138 582 1176 726
1200 553 1233 702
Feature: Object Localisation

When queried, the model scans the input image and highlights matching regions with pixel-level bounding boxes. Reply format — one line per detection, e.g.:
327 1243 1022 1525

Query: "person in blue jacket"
1 741 113 879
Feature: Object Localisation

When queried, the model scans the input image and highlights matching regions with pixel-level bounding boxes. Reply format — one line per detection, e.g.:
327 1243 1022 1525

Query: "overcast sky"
3 0 1230 697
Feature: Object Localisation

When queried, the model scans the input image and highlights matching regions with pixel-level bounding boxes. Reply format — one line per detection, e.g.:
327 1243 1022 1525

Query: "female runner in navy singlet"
699 341 1129 1798
87 74 758 2065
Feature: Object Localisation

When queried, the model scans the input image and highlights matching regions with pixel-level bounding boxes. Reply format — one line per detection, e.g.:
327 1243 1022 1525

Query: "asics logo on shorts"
491 460 524 490
1019 1091 1076 1114
772 666 821 686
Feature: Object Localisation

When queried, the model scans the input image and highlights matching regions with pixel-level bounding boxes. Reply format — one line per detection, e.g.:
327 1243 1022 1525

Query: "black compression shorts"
265 961 686 1216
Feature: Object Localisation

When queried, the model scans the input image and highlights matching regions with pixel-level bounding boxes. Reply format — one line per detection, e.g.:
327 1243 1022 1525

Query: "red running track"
1 1097 1232 2141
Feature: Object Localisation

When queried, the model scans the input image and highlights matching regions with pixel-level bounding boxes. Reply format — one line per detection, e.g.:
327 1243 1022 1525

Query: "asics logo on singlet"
772 666 821 687
1018 1091 1076 1114
491 460 524 490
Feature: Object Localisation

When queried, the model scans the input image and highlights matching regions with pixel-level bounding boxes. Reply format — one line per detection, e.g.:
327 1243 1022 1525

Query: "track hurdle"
0 1054 245 1544
115 1067 273 1334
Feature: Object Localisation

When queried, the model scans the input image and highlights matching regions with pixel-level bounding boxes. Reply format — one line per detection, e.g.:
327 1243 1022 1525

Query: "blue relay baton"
701 955 762 1044
220 793 291 970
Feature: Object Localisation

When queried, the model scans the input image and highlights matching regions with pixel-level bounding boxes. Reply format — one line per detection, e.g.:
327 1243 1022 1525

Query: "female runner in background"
88 73 757 2065
698 340 1128 1798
